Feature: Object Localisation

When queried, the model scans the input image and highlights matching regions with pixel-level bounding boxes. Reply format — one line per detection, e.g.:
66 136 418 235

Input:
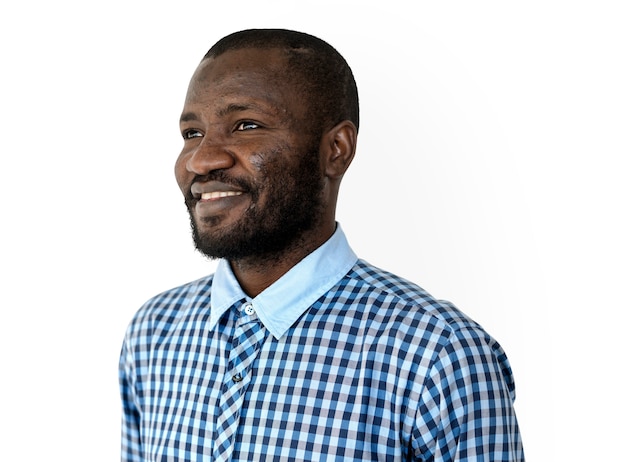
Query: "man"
120 29 524 461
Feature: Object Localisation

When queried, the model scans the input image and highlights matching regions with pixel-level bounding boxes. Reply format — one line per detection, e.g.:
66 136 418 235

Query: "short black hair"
204 29 359 133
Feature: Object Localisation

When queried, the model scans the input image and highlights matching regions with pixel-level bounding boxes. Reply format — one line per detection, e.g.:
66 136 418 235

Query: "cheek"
174 153 189 192
247 150 271 173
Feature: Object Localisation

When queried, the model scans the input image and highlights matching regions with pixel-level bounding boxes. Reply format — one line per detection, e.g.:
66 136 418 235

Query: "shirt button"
243 303 255 315
232 373 243 383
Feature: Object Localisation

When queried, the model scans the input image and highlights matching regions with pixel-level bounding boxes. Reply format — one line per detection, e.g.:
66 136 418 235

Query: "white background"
1 1 624 460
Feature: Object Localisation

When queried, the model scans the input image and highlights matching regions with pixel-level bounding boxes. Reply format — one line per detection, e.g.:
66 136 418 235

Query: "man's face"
175 48 326 261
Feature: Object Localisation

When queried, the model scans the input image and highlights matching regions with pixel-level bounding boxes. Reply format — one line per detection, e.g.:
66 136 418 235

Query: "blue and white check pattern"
120 226 524 461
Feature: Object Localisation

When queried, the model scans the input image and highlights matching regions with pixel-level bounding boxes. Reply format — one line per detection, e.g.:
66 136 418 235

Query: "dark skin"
175 48 357 297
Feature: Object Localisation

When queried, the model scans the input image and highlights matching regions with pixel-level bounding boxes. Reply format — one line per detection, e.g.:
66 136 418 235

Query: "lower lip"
194 193 247 218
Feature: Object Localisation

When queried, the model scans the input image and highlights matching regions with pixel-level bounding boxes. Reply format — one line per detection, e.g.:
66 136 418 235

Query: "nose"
185 138 235 176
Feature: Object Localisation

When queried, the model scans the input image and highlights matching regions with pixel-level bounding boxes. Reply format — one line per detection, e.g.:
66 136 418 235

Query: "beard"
186 143 326 263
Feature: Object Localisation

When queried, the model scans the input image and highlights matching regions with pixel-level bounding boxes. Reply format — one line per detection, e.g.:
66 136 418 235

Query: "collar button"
243 303 255 315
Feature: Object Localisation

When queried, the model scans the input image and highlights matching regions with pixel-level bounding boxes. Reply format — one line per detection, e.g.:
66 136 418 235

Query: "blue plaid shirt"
120 225 524 461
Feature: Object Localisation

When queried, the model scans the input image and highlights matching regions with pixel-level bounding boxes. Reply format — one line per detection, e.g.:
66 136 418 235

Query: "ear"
321 120 358 179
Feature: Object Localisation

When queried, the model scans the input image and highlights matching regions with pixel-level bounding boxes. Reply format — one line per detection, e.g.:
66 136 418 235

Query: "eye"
235 121 260 131
182 129 203 140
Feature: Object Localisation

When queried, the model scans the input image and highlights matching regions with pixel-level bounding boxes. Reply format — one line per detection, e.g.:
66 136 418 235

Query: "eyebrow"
217 102 279 118
180 102 282 125
179 112 199 124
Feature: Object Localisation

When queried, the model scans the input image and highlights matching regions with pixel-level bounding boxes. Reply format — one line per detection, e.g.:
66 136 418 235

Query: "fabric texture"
120 226 524 461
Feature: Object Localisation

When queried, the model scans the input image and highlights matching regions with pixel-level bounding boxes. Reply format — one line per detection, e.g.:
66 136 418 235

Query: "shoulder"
123 274 215 347
345 260 515 391
347 259 482 332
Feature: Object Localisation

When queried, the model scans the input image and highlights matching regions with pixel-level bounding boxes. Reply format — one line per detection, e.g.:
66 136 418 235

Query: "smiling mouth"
200 191 244 201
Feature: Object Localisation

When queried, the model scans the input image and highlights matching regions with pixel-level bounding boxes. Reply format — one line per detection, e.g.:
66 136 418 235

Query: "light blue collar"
209 224 358 339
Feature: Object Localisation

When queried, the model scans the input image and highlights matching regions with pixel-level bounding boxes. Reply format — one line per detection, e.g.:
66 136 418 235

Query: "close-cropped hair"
204 28 360 134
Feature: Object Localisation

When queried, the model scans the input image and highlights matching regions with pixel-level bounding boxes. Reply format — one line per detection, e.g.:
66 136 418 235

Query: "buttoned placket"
212 301 268 462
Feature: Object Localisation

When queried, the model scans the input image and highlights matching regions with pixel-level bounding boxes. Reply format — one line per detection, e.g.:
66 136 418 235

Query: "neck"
229 222 336 297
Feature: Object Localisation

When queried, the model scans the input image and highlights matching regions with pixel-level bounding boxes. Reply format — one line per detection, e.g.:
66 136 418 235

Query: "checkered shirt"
120 226 524 461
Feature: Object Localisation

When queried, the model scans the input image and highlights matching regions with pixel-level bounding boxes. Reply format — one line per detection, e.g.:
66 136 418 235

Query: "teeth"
201 191 243 200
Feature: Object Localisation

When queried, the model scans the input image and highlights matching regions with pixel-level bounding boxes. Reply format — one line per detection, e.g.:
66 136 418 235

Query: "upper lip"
190 181 245 200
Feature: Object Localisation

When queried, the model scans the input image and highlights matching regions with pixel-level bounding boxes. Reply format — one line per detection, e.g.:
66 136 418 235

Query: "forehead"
184 48 298 114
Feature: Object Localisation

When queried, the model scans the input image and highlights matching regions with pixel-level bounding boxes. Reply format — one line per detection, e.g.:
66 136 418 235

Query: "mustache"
185 170 257 203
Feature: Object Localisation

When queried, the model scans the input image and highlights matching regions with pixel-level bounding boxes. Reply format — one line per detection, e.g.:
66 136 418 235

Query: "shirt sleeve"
119 337 143 461
411 328 524 461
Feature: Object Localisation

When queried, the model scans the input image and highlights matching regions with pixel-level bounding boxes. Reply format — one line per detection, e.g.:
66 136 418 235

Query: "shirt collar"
209 224 358 339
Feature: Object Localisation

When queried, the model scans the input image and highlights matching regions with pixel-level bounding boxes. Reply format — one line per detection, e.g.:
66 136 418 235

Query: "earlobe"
324 120 357 179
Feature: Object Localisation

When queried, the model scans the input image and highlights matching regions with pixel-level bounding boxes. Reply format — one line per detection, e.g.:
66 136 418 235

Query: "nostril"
185 144 235 175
